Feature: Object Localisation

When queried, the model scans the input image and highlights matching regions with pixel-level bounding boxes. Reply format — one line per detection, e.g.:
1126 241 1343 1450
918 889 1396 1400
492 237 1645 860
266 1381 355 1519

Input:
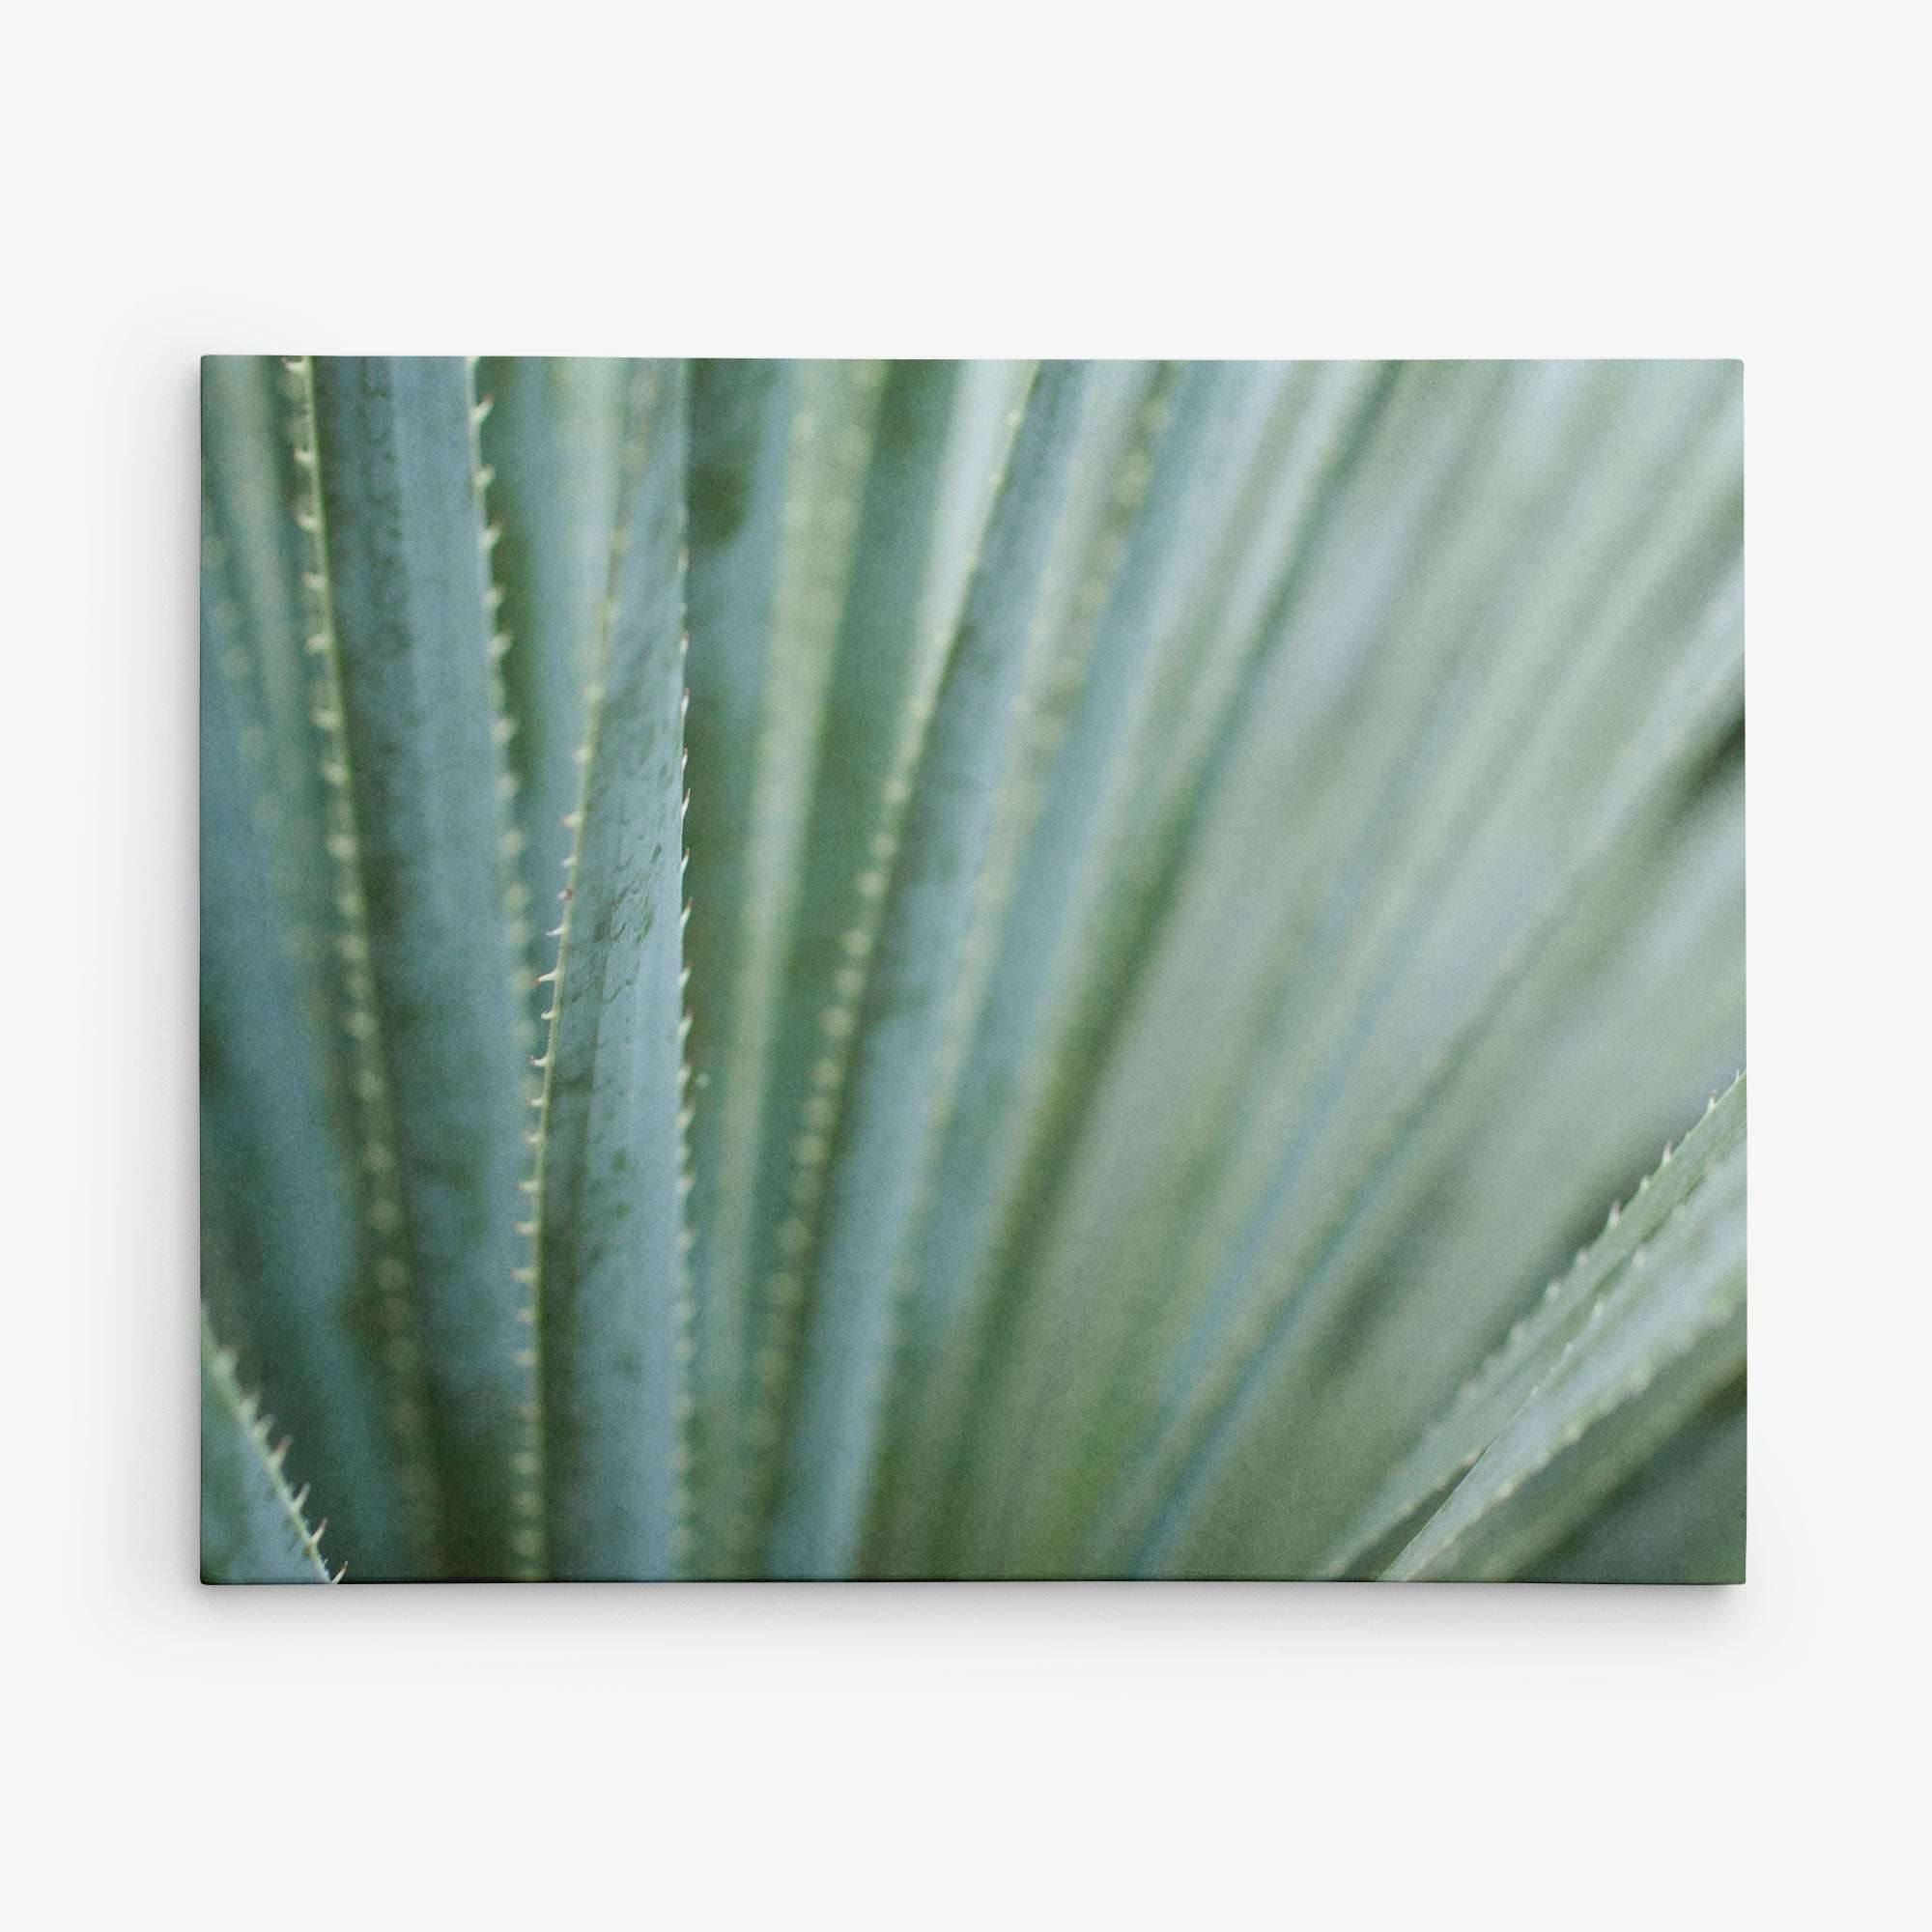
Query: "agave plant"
200 355 1744 1584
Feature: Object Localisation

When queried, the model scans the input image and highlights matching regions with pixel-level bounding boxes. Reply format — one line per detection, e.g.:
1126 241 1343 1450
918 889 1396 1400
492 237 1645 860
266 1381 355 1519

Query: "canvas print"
200 357 1744 1583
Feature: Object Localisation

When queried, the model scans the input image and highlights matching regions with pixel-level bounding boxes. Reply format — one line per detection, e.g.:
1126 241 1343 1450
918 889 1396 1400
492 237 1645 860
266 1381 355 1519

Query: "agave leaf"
1523 1378 1745 1584
201 357 336 947
1130 361 1396 830
1207 763 1744 1577
201 528 422 1576
686 361 1034 1573
765 360 1095 1577
675 358 891 1569
473 355 632 1022
721 358 1023 1567
872 357 1269 1572
677 357 808 1569
941 360 1405 1573
1388 1085 1745 1580
951 361 1742 1577
1325 1074 1746 1577
1085 370 1741 1575
526 362 692 1581
298 355 533 1577
1111 579 1742 1578
201 1311 336 1583
943 359 1479 1569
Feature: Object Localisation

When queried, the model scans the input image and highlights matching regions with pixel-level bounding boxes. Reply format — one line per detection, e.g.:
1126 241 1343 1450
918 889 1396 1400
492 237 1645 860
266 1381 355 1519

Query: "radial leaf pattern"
200 356 1745 1582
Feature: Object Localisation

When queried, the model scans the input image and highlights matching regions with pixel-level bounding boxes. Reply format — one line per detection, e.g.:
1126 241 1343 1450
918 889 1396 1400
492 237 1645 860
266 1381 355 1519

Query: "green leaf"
201 360 431 1578
201 1311 337 1584
298 355 533 1577
526 362 692 1581
474 355 632 1028
1326 1074 1747 1577
1112 580 1742 1580
678 357 804 1572
872 359 1319 1573
1256 758 1744 1578
200 356 335 942
954 362 1742 1577
201 544 422 1576
713 358 1025 1568
856 357 1170 1574
937 360 1405 1573
765 360 1094 1577
1522 1378 1745 1584
1386 1080 1746 1580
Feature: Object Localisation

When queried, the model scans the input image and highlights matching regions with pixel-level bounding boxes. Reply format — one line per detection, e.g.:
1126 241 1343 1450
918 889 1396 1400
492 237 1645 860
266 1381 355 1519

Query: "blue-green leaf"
765 361 1094 1577
526 362 692 1580
1327 1074 1747 1577
201 1311 337 1584
1387 1082 1745 1580
961 363 1742 1577
718 360 956 1566
474 355 631 1022
1522 1379 1745 1584
940 361 1404 1572
202 360 430 1577
201 546 423 1576
299 355 533 1577
680 357 801 1571
874 360 1297 1572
